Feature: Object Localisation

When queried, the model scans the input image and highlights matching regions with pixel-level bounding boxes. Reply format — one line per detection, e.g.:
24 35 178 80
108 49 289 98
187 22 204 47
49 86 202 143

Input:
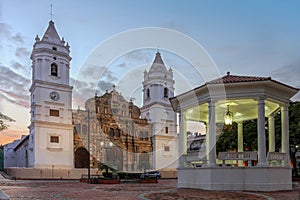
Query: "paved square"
0 178 299 200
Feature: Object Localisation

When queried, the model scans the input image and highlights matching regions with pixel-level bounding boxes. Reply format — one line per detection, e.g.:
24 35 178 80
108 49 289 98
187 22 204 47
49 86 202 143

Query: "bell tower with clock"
28 20 74 169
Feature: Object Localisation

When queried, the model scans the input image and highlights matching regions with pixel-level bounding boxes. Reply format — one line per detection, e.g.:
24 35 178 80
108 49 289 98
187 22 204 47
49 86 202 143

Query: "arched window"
139 131 143 140
144 131 149 140
115 129 120 137
165 127 168 134
75 124 81 134
82 125 87 135
164 87 168 98
146 88 150 98
51 63 58 76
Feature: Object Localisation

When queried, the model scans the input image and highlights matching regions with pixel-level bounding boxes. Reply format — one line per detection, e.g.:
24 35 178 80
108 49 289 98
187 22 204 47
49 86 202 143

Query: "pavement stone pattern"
0 174 299 200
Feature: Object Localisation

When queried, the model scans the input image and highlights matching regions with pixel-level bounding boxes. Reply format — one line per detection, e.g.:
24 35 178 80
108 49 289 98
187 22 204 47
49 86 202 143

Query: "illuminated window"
49 109 59 117
51 63 58 76
50 136 59 143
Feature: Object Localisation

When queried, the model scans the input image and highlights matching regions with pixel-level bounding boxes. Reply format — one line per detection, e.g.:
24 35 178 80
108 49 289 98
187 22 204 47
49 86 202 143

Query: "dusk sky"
1 0 300 145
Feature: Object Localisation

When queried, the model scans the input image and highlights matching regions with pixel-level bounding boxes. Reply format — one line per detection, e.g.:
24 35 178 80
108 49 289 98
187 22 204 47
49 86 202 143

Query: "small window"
146 88 150 98
49 109 59 117
164 146 170 151
50 136 59 143
52 47 57 51
165 127 168 134
53 57 57 60
164 87 168 98
109 128 114 137
51 63 58 76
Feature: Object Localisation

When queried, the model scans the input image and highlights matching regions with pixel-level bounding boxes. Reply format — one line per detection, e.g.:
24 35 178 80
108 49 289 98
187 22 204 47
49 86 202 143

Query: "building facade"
141 52 178 170
4 21 179 175
27 20 74 169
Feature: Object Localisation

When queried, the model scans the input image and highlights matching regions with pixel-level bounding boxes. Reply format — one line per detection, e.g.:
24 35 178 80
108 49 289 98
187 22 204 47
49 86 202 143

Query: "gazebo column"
268 115 275 152
178 111 187 168
257 98 267 166
207 100 216 167
281 105 289 166
237 122 243 166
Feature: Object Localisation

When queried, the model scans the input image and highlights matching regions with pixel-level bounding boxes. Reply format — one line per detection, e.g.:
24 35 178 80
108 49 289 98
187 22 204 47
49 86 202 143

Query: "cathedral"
3 20 178 178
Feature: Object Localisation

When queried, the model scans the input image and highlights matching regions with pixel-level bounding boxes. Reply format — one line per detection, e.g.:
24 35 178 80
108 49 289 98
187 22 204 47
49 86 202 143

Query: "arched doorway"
75 147 89 168
139 152 150 170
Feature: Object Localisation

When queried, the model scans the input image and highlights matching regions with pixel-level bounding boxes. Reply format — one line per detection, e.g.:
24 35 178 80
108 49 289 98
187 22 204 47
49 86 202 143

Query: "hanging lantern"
224 105 233 125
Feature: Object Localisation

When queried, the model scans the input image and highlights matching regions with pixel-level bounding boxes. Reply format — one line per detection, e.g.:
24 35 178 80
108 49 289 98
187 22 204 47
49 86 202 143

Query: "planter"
79 179 89 183
98 179 121 184
139 179 158 183
80 178 120 184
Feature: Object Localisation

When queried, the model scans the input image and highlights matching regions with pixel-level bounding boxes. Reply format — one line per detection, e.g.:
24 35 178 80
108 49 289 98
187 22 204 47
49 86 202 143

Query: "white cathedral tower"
28 21 74 169
141 52 178 170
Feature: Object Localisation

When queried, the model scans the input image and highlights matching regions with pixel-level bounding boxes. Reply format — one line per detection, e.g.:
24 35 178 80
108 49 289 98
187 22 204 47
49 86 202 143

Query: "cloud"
102 69 118 82
117 62 127 68
96 80 113 92
126 51 150 63
12 33 24 44
0 23 25 45
10 60 27 71
0 66 30 108
71 76 114 109
15 47 30 58
271 61 300 88
0 23 11 39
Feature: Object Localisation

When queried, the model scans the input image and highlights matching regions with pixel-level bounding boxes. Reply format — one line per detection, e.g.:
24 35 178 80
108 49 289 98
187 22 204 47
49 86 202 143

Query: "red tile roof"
208 72 271 84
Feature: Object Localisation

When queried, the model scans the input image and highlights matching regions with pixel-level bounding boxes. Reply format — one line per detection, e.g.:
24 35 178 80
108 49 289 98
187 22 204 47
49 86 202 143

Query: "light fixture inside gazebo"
224 105 233 125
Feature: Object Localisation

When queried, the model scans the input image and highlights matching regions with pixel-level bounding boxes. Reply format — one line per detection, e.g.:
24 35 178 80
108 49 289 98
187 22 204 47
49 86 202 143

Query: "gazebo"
170 72 299 191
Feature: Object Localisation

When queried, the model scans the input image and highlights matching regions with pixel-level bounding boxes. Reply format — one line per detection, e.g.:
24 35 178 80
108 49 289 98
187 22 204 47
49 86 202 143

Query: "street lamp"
87 109 91 184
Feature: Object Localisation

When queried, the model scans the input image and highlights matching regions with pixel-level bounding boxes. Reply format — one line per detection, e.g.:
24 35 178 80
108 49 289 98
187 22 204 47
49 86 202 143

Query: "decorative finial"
35 35 40 42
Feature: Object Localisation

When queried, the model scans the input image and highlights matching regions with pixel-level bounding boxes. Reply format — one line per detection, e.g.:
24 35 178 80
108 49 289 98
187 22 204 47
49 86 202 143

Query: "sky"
1 0 300 145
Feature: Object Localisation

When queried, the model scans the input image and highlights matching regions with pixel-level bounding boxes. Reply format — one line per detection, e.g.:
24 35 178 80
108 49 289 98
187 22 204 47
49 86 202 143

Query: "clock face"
49 91 60 101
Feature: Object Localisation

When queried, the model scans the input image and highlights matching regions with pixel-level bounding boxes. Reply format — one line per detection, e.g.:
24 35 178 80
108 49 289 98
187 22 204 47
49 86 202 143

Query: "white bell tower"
28 20 74 169
141 52 178 170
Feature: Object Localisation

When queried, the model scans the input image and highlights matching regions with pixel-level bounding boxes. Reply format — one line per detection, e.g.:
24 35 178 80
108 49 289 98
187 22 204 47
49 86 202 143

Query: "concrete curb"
0 189 10 200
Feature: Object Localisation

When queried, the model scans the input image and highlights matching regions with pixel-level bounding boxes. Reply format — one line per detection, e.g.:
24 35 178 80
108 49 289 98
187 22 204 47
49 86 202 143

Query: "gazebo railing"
267 152 288 166
181 150 207 167
181 151 288 167
218 152 257 166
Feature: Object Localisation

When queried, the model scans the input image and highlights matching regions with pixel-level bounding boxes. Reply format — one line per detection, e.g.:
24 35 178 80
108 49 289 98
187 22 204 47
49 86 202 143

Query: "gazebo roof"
208 72 271 84
170 72 299 118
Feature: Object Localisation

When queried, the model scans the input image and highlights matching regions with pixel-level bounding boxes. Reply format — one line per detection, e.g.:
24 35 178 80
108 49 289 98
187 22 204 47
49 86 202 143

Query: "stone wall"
5 168 99 179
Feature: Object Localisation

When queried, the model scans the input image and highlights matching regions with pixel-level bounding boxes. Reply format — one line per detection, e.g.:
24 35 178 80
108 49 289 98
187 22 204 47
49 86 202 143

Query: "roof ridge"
208 73 271 84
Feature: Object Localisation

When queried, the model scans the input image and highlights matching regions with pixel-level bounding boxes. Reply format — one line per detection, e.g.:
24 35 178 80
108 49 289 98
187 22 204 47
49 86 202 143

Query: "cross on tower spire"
50 4 54 21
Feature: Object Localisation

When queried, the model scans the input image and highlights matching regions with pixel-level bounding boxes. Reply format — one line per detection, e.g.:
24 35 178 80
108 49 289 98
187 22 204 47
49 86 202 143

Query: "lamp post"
87 109 91 184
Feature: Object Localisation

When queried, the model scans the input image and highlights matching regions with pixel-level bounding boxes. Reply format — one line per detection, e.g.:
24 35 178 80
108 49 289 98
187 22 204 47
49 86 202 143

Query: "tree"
0 112 15 131
216 123 238 153
288 102 300 177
